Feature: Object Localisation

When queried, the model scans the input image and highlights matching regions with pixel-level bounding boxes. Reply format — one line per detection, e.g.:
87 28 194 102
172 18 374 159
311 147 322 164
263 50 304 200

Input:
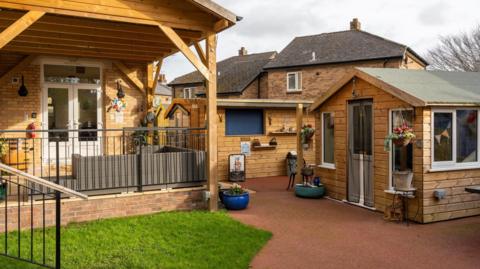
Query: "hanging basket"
392 137 412 147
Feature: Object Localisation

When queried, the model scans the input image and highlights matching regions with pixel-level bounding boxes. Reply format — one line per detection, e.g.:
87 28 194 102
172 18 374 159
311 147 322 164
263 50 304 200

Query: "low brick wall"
0 187 206 233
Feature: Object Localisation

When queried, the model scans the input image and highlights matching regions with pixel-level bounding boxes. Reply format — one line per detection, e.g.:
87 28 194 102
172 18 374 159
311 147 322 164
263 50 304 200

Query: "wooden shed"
311 67 480 223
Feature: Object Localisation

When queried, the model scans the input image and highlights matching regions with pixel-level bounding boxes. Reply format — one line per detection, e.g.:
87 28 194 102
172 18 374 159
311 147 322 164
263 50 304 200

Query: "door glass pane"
353 106 362 154
434 113 453 162
323 113 335 164
363 105 372 156
353 104 372 155
78 89 98 141
392 111 413 172
457 110 477 163
48 88 69 142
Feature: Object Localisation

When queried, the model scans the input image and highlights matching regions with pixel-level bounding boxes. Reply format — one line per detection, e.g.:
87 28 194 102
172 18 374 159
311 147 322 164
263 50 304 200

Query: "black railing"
0 163 61 269
0 127 207 197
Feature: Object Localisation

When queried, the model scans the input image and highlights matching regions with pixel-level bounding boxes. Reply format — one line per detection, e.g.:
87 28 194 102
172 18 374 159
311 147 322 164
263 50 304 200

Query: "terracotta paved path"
228 177 480 269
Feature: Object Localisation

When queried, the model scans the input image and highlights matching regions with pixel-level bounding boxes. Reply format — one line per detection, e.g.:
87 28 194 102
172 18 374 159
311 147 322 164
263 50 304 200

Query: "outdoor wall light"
116 80 125 99
18 75 28 97
434 189 447 200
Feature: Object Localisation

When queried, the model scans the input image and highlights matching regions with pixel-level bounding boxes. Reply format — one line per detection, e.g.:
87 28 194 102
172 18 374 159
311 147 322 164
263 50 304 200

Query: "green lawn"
0 211 271 269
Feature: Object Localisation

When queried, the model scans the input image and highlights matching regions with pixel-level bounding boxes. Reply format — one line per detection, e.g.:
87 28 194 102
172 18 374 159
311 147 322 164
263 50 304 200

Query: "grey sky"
162 0 480 82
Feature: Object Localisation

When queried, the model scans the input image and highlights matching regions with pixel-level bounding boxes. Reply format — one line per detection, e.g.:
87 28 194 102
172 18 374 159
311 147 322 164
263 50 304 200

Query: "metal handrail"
0 163 88 200
0 127 207 133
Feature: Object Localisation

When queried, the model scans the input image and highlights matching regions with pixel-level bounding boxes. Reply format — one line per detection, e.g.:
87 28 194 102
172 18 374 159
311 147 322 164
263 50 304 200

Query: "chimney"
238 47 248 56
350 18 361 31
158 74 167 84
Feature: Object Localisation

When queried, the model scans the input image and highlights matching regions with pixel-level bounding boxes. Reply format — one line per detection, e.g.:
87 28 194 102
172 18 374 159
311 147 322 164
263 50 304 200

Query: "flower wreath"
110 97 127 112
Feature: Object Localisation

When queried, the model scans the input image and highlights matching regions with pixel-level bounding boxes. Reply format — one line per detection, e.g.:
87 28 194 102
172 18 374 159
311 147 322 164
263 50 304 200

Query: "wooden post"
206 33 218 211
147 63 155 144
296 104 304 184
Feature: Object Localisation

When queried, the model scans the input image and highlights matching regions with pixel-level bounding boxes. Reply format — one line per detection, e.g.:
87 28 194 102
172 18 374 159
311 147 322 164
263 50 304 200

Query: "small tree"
426 25 480 72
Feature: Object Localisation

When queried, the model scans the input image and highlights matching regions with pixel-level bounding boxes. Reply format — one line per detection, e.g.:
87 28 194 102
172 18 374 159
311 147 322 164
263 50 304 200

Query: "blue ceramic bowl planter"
222 191 250 210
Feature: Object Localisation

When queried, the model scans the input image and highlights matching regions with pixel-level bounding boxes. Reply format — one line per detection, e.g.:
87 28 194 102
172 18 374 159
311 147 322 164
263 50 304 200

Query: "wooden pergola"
0 0 237 211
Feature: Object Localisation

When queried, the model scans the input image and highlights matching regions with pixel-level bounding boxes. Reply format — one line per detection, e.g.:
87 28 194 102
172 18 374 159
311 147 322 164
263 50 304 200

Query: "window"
389 109 413 189
432 109 479 169
287 72 302 92
225 109 264 136
183 88 194 99
322 113 335 168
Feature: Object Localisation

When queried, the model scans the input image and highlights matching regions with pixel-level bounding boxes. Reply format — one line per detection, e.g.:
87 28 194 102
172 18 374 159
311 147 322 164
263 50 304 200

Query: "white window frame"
431 108 480 171
320 112 335 169
286 72 302 92
388 108 413 190
183 87 193 99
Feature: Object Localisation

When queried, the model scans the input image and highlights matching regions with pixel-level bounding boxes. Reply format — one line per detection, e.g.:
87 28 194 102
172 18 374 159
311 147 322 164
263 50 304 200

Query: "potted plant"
294 164 325 198
300 124 315 149
222 184 249 210
385 123 416 147
385 124 416 190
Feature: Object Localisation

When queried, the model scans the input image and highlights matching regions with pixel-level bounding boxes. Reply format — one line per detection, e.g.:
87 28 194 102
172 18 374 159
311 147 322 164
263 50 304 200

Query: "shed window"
322 113 335 167
432 109 479 170
287 72 302 92
225 109 264 136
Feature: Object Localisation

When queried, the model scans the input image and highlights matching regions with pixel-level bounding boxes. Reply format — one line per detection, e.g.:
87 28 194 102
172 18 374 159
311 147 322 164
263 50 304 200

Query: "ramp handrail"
0 163 88 200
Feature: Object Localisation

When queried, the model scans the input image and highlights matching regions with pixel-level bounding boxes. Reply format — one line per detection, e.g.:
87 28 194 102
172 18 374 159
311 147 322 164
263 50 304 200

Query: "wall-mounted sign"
229 154 246 182
240 141 251 156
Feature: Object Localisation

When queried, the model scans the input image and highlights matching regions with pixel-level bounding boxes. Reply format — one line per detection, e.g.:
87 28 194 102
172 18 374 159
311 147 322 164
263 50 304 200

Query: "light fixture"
18 75 28 97
116 80 125 98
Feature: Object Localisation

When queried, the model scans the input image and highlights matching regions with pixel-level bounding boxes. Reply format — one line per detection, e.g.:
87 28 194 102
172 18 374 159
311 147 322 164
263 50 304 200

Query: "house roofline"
263 56 404 71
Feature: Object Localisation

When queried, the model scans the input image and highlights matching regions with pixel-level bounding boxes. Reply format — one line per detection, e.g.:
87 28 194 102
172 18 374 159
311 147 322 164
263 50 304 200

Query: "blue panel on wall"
226 109 264 135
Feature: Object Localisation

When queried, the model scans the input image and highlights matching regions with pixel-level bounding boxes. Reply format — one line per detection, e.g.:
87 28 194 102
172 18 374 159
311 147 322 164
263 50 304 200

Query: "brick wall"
0 64 42 133
266 59 404 101
217 108 315 181
0 188 206 233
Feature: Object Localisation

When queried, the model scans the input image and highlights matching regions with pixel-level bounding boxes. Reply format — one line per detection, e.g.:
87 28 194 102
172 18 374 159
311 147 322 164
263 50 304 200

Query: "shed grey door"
348 100 374 207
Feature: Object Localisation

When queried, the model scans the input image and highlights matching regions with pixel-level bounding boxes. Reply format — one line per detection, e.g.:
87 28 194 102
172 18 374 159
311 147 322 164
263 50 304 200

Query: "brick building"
170 19 428 101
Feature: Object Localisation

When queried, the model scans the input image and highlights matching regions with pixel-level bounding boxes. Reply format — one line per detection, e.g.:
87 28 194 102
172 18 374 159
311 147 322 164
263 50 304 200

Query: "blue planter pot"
295 184 325 199
222 191 250 210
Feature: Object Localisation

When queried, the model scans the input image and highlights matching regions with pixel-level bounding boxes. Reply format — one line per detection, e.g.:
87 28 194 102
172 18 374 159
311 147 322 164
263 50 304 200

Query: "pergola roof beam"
0 10 44 49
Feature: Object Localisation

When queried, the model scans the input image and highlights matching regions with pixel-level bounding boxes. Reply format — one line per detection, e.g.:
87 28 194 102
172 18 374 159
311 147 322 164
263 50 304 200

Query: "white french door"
42 83 102 162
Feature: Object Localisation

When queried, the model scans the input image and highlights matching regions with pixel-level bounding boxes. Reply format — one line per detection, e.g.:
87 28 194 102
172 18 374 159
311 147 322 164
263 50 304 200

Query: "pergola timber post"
206 32 218 211
296 104 304 184
0 10 45 49
146 60 163 144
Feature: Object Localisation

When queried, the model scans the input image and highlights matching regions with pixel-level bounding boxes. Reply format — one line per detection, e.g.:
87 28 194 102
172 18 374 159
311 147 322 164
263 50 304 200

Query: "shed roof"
311 68 480 110
169 51 277 95
264 30 427 70
155 83 172 96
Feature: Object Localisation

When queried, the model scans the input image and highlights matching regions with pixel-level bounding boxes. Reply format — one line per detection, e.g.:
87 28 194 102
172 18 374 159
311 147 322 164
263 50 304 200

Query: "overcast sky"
162 0 480 82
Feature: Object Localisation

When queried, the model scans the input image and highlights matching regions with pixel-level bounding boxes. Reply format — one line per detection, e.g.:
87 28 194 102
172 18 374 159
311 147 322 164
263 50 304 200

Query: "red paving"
228 176 480 269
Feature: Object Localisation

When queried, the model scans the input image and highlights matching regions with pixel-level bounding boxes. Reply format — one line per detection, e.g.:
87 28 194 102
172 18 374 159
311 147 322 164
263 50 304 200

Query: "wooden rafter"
193 42 207 65
0 10 203 39
158 24 210 80
0 10 45 49
0 0 216 32
4 44 157 62
113 61 146 92
0 54 36 86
